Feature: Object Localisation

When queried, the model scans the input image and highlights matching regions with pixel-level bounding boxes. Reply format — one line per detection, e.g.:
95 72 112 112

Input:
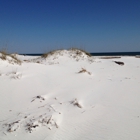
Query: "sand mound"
30 49 94 64
0 52 21 65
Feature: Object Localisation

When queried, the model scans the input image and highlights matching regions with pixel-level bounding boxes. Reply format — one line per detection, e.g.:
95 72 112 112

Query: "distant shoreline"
21 52 140 56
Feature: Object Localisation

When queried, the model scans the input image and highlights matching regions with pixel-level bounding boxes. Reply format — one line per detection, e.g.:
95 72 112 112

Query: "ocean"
21 52 140 56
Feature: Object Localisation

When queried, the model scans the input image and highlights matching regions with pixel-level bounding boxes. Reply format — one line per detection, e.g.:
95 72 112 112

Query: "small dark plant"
78 68 91 75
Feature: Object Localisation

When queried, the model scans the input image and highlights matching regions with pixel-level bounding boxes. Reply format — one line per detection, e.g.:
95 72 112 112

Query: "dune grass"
41 49 62 58
69 48 92 57
41 48 92 58
0 50 7 60
0 50 21 65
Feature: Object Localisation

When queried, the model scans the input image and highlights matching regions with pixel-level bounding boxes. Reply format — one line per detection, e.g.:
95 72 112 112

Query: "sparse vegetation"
5 70 22 79
41 49 62 58
0 50 21 65
70 98 82 108
78 68 91 75
69 48 92 57
0 50 7 60
41 48 92 58
10 54 22 64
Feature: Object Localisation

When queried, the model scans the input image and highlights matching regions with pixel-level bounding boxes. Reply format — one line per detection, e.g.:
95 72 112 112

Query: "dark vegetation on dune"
0 50 21 65
41 48 92 58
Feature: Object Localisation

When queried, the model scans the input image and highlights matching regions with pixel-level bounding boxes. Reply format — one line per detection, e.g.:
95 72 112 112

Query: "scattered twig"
71 99 82 108
54 122 59 128
31 95 45 102
38 104 47 108
49 105 56 112
47 115 52 124
31 99 35 102
3 132 7 135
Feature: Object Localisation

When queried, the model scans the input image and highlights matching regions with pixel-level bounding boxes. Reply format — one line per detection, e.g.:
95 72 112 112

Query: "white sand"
0 50 140 140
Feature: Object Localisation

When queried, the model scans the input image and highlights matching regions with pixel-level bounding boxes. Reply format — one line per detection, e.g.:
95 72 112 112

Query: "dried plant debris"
25 115 59 133
26 120 40 133
1 96 85 135
70 99 82 108
3 120 20 133
2 113 60 134
31 95 45 102
0 51 21 65
5 71 22 79
114 61 124 66
78 68 91 75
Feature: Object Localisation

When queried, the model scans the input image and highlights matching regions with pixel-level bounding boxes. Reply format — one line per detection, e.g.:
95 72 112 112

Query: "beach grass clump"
41 48 92 58
40 48 94 64
78 68 91 75
0 50 21 65
0 50 7 60
41 50 56 58
41 49 64 58
69 48 92 57
10 54 22 65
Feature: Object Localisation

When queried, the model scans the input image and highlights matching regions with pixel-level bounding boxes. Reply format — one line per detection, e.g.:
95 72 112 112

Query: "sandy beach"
0 49 140 140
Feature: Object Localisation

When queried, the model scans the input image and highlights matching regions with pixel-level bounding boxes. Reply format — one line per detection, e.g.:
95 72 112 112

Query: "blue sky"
0 0 140 53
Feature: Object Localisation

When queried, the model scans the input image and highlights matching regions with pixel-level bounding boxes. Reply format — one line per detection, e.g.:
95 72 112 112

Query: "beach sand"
0 50 140 140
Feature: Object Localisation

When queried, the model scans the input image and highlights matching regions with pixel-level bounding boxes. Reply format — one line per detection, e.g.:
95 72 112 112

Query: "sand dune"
0 50 140 140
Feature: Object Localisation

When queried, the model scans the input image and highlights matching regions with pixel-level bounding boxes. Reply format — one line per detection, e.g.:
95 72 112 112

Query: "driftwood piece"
47 116 52 124
114 61 124 66
135 55 140 58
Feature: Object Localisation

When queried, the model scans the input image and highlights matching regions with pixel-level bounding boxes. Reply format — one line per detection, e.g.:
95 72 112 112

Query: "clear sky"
0 0 140 53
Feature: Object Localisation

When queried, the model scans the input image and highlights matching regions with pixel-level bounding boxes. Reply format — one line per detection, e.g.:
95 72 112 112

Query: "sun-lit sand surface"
0 49 140 140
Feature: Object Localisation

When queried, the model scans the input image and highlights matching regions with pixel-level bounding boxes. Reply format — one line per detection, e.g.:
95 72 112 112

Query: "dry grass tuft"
0 51 21 65
69 48 92 57
41 49 62 58
10 54 22 65
0 50 7 60
70 98 82 108
78 68 91 75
